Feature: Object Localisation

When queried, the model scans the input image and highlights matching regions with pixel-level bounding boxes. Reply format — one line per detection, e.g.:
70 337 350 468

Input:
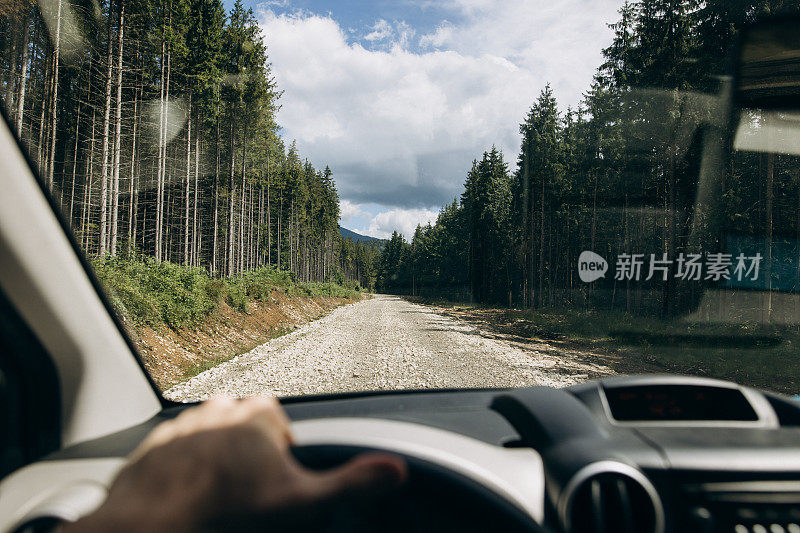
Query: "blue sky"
227 0 625 238
228 0 459 46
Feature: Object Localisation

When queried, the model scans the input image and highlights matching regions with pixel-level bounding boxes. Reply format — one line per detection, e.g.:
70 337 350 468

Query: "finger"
240 396 296 448
160 397 236 443
206 394 238 409
134 397 237 457
171 396 233 427
189 396 239 428
299 453 407 504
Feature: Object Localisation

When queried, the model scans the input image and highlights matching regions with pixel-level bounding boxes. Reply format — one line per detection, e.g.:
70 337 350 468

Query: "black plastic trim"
278 386 507 405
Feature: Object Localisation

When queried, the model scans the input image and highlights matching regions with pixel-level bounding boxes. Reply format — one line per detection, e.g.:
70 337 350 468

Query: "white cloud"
417 0 624 107
364 19 416 50
364 19 393 42
418 20 455 49
257 0 623 214
260 10 534 207
339 199 368 224
364 208 440 239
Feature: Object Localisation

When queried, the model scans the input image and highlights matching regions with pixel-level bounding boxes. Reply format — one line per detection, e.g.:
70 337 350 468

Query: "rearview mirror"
736 17 800 110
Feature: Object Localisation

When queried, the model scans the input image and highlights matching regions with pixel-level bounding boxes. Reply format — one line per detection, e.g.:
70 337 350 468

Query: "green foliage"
338 237 379 291
93 257 361 329
92 257 216 329
222 267 295 311
3 0 354 289
375 0 800 322
203 279 226 302
224 281 250 313
297 282 362 300
376 232 410 293
326 268 345 286
463 148 513 304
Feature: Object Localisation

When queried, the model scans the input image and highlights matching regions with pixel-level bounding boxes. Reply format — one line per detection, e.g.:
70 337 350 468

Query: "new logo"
578 251 608 283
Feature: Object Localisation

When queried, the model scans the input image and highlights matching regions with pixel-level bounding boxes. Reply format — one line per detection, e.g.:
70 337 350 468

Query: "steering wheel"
291 444 549 533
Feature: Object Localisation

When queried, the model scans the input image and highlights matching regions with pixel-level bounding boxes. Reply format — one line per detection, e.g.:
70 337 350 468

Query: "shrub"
92 257 215 329
204 279 225 302
92 257 362 330
298 281 362 300
225 281 250 313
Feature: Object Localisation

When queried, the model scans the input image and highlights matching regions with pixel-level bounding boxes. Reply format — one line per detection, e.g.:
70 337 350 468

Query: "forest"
376 0 800 319
3 0 800 319
0 0 377 289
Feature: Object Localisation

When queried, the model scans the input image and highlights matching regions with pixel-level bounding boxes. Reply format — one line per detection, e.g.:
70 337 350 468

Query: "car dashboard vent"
680 479 800 532
560 463 663 533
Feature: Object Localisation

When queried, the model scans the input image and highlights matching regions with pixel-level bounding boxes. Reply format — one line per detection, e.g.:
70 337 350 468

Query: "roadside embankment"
91 257 364 390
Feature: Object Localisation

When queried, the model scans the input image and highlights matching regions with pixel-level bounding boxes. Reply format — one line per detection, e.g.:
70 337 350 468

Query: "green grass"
501 307 800 395
92 257 362 330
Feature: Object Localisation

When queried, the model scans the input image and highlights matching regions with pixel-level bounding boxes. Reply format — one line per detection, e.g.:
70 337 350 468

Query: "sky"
229 0 626 238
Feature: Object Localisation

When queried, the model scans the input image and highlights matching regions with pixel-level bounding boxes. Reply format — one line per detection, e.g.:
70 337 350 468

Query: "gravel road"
165 294 613 402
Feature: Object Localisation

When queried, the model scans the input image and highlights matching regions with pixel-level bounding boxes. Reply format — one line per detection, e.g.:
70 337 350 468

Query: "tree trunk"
292 210 296 277
193 123 199 267
250 181 255 269
227 115 236 277
37 56 50 179
277 194 282 270
128 82 140 253
155 32 165 261
110 0 124 256
7 19 18 121
238 125 247 272
212 114 220 275
156 9 171 262
184 91 191 265
257 178 263 267
99 0 115 256
69 97 81 224
15 12 29 138
165 178 172 261
81 106 96 250
47 0 63 189
267 161 271 266
162 40 171 259
588 170 598 308
538 172 545 308
526 165 534 308
663 145 677 317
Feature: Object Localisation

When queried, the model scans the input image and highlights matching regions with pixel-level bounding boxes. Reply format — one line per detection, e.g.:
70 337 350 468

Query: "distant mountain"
339 227 383 244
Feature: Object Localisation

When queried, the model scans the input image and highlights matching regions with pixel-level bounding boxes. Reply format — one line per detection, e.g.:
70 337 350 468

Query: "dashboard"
4 374 800 533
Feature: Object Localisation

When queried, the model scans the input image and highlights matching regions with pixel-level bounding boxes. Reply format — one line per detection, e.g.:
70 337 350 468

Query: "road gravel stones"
164 295 613 402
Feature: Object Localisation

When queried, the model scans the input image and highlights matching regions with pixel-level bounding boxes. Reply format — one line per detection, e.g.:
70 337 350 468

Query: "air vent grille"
680 479 800 531
562 465 662 533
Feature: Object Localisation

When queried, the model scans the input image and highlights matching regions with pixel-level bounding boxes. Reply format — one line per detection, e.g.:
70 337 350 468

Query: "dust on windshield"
2 0 800 400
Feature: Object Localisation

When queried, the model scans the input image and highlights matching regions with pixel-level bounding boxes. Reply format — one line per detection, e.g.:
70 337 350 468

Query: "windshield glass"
2 0 800 402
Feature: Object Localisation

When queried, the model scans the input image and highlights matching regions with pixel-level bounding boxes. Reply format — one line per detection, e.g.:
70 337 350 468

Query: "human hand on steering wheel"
60 396 407 532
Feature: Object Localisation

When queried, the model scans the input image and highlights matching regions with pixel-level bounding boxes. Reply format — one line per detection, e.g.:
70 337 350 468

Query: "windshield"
2 0 800 402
